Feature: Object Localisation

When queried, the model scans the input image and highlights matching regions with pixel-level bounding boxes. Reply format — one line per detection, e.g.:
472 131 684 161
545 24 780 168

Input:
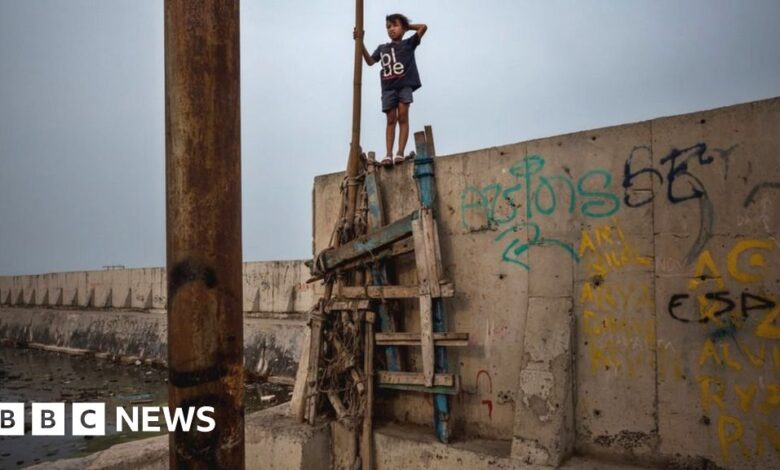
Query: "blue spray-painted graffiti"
461 155 619 270
494 222 580 270
461 155 620 230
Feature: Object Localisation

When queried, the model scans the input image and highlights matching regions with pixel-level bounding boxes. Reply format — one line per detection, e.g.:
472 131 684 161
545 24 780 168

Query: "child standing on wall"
356 14 427 167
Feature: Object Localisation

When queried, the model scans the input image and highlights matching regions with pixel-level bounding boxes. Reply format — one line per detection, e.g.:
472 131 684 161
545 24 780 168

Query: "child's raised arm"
408 23 427 41
353 28 376 66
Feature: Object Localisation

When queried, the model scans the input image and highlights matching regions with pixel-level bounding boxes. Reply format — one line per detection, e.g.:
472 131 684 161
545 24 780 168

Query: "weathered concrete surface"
28 406 654 470
0 308 305 378
375 423 651 470
512 296 574 467
244 405 331 470
312 97 780 468
28 404 331 470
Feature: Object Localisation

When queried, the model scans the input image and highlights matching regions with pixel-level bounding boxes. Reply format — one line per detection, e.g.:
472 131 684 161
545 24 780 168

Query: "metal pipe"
164 1 244 468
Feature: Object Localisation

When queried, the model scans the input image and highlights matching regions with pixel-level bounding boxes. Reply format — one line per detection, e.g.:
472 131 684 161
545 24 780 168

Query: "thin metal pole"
344 0 364 236
164 1 244 468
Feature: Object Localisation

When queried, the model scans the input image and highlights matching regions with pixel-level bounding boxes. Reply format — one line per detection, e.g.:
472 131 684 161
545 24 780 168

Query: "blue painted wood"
365 172 401 372
313 211 416 276
413 131 451 444
378 382 458 395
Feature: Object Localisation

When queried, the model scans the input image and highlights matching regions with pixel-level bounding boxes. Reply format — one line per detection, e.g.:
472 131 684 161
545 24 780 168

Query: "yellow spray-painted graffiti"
578 219 652 277
683 239 780 339
689 239 775 291
578 219 658 377
686 238 780 463
697 375 780 461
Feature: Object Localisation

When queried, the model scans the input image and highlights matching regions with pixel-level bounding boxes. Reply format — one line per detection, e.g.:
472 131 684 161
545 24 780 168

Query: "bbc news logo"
0 403 216 436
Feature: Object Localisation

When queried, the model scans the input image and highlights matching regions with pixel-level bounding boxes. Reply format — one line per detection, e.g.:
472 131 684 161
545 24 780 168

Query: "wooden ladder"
339 127 466 443
297 127 467 449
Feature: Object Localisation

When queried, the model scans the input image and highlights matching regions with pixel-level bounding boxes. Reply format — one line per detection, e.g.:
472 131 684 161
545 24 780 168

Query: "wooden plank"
424 125 436 158
312 211 415 276
268 376 296 386
419 293 434 387
431 216 445 279
378 382 458 395
391 237 415 257
412 216 431 295
376 371 454 387
289 327 311 421
335 282 454 300
325 299 370 312
413 131 436 209
420 208 441 297
307 238 414 281
364 172 384 231
375 332 469 347
361 311 376 470
327 389 348 421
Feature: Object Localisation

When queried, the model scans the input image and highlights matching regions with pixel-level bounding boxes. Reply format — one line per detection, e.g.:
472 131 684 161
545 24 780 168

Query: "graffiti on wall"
461 142 743 271
623 143 741 265
460 155 620 270
578 219 655 376
457 133 777 462
669 238 780 462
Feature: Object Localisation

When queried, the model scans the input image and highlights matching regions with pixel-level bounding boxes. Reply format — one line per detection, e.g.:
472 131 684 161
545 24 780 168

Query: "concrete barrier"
0 308 307 378
0 260 315 378
312 97 780 469
0 260 314 313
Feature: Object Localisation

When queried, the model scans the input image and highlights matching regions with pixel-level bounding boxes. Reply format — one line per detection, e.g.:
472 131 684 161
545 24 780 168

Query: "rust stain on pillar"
164 1 244 468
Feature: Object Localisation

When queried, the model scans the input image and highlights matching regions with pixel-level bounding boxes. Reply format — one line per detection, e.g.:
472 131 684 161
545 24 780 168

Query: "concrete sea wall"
312 97 780 468
0 260 314 378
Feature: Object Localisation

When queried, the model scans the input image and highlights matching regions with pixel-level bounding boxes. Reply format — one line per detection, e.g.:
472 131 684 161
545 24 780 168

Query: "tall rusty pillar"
164 1 244 468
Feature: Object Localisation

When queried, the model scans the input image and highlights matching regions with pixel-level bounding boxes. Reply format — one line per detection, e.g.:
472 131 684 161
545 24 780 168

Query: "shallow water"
0 347 290 468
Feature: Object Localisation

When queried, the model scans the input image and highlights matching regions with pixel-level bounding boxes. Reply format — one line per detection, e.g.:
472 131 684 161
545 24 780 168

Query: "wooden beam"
335 282 454 300
420 208 442 297
424 125 436 158
312 238 414 278
376 371 454 387
375 332 469 347
378 383 458 395
311 211 416 276
361 311 376 470
325 299 370 312
418 293 435 387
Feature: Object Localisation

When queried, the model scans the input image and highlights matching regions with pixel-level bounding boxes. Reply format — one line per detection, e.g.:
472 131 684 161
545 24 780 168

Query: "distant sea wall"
0 260 315 378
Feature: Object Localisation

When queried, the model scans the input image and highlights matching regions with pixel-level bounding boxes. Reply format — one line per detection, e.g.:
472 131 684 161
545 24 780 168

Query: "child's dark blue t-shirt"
371 33 421 92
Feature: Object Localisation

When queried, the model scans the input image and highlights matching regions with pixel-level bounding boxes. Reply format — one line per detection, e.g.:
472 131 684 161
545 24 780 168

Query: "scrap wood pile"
311 156 373 430
308 149 383 426
290 130 469 470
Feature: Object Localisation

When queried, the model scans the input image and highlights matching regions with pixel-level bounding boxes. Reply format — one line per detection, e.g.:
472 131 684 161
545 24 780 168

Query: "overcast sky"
1 1 779 275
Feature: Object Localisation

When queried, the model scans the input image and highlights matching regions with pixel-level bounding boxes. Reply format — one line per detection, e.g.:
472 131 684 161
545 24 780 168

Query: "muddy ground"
0 347 291 468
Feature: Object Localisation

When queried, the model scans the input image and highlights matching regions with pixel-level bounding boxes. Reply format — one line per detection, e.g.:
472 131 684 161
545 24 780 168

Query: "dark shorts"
381 87 414 112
